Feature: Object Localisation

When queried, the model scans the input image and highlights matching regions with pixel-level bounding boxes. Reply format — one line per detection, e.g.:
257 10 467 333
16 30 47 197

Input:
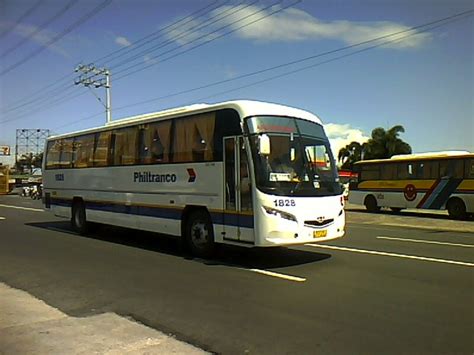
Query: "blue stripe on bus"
420 178 449 209
50 198 254 228
428 178 463 209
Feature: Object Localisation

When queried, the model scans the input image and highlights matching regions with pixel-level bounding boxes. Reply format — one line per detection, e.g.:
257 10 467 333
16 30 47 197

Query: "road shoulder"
0 282 207 354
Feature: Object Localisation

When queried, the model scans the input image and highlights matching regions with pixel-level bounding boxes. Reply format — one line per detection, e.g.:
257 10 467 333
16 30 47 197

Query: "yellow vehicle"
348 151 474 219
0 166 10 194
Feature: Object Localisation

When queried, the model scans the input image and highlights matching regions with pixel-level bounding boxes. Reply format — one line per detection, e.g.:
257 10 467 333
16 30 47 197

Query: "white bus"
349 151 474 219
43 100 345 256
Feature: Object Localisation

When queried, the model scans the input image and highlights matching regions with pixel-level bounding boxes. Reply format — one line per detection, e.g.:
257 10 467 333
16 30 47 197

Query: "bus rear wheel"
447 198 466 220
71 200 88 235
185 210 215 258
364 195 380 213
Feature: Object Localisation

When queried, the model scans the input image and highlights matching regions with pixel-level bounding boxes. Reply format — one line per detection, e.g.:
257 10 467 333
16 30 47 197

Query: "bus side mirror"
259 134 271 156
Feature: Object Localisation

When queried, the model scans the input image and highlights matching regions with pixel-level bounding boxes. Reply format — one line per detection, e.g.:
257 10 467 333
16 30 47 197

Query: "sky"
0 0 473 167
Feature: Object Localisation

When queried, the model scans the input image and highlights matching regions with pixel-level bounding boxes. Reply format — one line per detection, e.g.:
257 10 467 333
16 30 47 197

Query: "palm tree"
338 141 363 170
364 125 411 160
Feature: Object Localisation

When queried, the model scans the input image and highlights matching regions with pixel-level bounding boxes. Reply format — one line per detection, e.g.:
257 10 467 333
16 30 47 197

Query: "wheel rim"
190 220 209 249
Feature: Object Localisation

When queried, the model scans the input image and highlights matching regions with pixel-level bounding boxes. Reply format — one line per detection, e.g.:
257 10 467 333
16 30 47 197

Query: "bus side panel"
43 162 229 238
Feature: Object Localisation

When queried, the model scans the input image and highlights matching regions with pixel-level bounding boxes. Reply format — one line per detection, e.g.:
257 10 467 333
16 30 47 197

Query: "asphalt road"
0 195 473 355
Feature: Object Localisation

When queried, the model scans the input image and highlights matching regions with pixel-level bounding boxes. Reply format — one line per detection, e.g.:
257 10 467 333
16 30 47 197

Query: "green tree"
363 125 411 160
338 125 412 168
338 141 364 170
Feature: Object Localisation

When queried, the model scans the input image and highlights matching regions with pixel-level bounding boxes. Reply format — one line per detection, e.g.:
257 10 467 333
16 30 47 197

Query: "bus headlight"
262 206 297 222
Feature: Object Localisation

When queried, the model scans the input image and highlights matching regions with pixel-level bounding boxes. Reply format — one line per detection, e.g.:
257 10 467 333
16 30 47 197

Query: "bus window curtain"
195 112 215 161
155 120 172 162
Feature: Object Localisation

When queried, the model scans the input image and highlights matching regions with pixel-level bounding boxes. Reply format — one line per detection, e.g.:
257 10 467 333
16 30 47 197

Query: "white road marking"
193 258 306 283
247 269 306 282
0 204 44 212
0 217 5 220
377 236 474 248
305 244 474 267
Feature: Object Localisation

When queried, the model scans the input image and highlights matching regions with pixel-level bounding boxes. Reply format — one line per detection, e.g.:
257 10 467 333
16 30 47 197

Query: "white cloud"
166 5 430 49
12 24 70 57
164 18 220 46
115 36 131 47
144 55 159 65
324 123 369 162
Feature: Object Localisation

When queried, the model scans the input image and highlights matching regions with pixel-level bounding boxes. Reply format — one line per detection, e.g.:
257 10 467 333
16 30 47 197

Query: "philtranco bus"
349 151 474 219
43 100 345 256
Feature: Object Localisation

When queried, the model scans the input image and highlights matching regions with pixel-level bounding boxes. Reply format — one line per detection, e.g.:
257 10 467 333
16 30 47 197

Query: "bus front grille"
304 219 334 228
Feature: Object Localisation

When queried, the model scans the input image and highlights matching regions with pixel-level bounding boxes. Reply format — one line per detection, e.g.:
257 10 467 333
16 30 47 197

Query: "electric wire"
1 0 77 58
0 0 44 39
1 0 229 114
112 9 474 110
53 9 473 131
110 0 259 71
3 7 472 128
95 0 226 67
114 0 292 79
2 0 278 117
0 0 112 77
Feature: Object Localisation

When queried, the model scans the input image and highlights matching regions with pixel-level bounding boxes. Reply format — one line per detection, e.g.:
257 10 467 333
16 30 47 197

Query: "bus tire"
71 200 88 235
364 195 380 213
185 210 215 258
447 198 466 220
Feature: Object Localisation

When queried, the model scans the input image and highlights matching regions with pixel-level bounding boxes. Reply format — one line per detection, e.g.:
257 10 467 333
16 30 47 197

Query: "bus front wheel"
364 195 380 213
71 200 88 235
447 198 466 220
185 210 215 258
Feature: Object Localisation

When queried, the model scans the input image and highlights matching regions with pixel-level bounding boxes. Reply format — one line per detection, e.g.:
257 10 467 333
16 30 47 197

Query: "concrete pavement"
0 283 207 355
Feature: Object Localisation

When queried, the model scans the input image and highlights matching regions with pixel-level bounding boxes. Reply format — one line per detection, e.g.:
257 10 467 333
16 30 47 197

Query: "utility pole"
74 64 111 123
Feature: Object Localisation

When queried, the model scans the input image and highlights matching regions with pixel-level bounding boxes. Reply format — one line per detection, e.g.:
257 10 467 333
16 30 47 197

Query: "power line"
4 7 473 128
0 0 44 39
95 0 225 66
112 8 474 109
84 9 473 126
1 0 77 58
190 12 474 103
1 0 224 114
110 1 258 71
114 0 294 80
0 0 112 77
2 1 278 116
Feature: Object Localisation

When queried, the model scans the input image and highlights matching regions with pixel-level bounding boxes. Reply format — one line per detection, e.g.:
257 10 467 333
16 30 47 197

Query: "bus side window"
440 159 463 178
93 131 112 167
466 159 474 178
113 127 138 166
59 138 74 169
74 134 94 168
46 140 62 169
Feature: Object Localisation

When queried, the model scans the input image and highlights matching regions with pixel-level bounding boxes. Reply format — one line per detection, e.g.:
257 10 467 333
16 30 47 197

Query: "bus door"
223 136 254 243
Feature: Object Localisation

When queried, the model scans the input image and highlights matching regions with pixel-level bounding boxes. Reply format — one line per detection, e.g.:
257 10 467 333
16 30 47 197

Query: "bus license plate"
313 230 327 238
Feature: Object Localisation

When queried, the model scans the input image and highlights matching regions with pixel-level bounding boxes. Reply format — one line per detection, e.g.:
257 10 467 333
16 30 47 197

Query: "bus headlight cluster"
262 206 297 222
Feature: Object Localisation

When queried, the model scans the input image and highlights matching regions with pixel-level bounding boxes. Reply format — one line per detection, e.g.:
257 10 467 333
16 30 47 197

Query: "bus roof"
48 100 322 140
354 151 474 165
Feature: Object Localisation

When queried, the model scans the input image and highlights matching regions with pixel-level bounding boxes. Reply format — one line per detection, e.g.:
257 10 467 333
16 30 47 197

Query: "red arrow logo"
187 168 196 183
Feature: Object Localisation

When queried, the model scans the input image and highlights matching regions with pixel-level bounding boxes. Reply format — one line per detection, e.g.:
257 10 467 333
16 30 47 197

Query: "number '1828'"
274 199 296 207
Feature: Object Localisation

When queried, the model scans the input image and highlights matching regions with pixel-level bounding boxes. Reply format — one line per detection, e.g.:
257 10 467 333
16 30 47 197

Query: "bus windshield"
247 116 342 197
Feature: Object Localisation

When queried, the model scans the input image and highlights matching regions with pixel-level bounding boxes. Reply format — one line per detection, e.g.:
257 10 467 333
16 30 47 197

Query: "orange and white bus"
349 151 474 219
